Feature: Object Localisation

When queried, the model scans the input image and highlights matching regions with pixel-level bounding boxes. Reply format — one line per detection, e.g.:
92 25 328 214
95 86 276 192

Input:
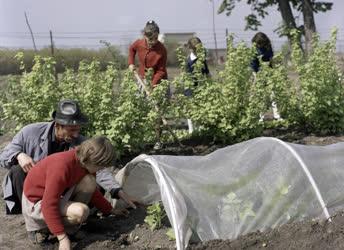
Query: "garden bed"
1 132 344 249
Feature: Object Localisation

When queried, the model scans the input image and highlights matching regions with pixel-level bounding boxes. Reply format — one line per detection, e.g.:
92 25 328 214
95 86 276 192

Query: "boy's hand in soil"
118 190 140 209
58 234 71 250
17 152 35 172
110 207 130 217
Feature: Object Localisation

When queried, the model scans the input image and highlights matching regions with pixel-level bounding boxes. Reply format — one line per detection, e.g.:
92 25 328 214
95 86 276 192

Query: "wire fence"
0 29 343 52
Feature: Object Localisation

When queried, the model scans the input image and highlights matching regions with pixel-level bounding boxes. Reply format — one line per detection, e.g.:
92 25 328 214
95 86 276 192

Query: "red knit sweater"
128 38 168 86
23 149 112 235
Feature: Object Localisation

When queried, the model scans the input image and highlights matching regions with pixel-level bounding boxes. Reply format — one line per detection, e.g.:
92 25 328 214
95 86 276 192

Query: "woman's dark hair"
252 32 272 51
143 20 160 39
76 136 116 168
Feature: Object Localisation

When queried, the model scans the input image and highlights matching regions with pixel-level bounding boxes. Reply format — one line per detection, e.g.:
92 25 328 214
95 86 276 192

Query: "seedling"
144 202 166 231
166 228 176 241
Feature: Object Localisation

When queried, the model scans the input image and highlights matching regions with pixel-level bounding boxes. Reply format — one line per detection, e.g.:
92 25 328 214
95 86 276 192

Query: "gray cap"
52 99 88 126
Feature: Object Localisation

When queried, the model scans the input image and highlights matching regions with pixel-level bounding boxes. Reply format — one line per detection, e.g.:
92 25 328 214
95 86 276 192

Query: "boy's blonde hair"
76 136 116 168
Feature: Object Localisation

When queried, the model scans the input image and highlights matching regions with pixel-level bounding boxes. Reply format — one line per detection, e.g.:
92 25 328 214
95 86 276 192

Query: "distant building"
163 32 196 45
207 48 227 65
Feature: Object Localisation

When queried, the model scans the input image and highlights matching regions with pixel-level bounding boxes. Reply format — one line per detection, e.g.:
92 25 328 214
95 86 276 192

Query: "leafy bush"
0 52 173 155
106 70 154 153
171 36 268 143
255 52 298 125
1 54 121 137
106 68 174 153
1 30 343 151
59 60 120 135
290 29 344 134
1 53 59 131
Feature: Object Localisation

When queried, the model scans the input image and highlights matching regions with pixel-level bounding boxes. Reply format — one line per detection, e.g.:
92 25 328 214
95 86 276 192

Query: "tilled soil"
2 132 344 249
189 212 344 250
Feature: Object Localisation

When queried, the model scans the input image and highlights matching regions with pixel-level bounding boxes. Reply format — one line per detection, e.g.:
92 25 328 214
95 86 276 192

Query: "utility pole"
211 0 219 65
49 30 55 56
24 12 37 52
50 30 58 81
226 28 229 51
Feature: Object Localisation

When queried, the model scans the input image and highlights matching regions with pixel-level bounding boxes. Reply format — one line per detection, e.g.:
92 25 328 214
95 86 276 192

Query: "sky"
0 0 343 52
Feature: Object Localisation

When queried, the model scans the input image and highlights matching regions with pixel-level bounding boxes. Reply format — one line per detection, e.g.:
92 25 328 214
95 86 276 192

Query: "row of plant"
0 29 343 156
0 40 190 76
0 45 126 75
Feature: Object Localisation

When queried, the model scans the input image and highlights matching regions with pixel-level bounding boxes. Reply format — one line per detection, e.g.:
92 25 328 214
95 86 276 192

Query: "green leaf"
166 228 176 241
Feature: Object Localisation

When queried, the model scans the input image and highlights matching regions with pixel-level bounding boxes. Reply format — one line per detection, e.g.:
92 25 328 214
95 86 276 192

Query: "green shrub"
105 70 153 153
0 53 121 138
290 29 344 134
59 60 120 136
171 36 267 143
1 53 59 131
1 31 343 151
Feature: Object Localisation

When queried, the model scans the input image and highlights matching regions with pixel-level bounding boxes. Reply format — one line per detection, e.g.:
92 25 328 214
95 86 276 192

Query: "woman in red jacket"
128 20 168 150
22 136 127 250
128 20 168 87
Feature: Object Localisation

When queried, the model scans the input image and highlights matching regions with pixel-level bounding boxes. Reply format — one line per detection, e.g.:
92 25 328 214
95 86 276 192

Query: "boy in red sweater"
22 136 127 250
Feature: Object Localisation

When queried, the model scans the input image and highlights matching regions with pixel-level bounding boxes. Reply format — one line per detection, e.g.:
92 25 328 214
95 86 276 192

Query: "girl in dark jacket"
251 32 282 121
251 32 273 72
186 37 210 79
185 37 210 133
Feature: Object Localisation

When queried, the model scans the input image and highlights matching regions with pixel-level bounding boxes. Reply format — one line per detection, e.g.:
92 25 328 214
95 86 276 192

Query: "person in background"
185 36 210 133
128 20 168 150
0 99 137 216
250 32 282 121
186 36 210 78
22 136 128 249
128 20 168 88
250 32 274 73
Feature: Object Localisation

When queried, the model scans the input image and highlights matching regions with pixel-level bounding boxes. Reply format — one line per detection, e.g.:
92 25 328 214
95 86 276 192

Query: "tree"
275 0 299 47
218 0 333 53
301 0 317 54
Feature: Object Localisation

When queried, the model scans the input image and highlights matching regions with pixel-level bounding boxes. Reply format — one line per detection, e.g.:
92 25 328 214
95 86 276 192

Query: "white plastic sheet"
115 137 344 250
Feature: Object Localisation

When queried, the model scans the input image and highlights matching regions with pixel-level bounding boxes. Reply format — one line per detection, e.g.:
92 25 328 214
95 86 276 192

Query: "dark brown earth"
1 131 344 250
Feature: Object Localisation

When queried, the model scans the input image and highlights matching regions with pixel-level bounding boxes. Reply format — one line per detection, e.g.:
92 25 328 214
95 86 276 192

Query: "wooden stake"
24 12 37 52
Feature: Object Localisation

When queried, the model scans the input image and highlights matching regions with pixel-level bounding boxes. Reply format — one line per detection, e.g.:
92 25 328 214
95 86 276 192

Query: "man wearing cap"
1 99 136 215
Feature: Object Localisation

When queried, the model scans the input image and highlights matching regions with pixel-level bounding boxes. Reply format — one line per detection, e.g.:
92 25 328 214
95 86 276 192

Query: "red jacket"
128 38 168 86
23 149 112 235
